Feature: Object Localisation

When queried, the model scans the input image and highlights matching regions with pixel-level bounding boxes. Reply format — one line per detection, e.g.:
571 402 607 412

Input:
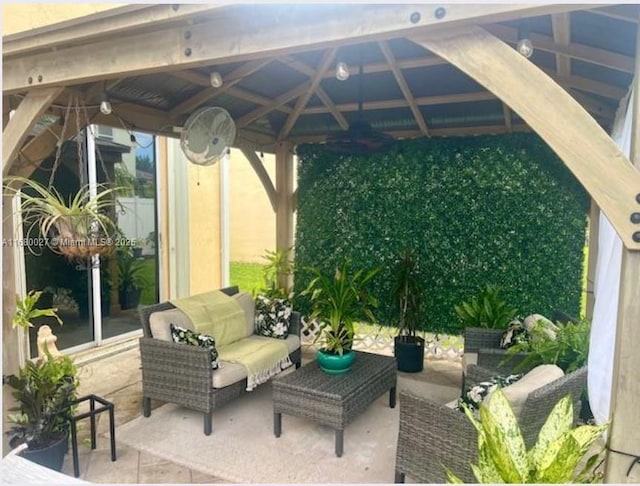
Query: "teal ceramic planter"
317 349 355 375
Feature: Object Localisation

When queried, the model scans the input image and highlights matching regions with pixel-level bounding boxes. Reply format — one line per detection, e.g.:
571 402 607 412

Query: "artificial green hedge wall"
293 133 589 335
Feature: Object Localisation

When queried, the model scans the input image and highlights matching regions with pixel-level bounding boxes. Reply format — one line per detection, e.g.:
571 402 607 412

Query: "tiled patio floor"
10 339 464 483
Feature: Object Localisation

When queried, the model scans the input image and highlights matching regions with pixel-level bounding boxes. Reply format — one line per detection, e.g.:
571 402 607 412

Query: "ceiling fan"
325 59 395 154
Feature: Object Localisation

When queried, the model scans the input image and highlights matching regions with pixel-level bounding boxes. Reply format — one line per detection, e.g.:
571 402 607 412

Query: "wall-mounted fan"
180 106 236 165
326 60 394 154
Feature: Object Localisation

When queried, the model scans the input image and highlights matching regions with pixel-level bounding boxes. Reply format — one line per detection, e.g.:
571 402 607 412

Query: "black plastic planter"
394 335 425 372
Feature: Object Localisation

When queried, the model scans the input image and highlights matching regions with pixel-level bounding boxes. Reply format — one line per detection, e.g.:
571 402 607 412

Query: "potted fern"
302 259 380 374
4 176 118 260
392 249 425 372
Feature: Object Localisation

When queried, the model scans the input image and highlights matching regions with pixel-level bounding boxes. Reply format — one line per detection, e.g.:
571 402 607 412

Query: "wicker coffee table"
272 350 397 457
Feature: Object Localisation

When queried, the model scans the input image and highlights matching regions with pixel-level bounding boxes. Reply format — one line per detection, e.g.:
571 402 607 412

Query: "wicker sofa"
138 286 302 435
394 364 587 483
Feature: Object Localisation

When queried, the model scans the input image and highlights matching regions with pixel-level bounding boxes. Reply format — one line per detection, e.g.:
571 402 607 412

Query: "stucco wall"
229 149 276 263
187 163 222 293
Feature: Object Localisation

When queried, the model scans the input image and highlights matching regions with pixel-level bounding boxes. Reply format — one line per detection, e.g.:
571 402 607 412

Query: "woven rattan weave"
394 365 587 483
273 351 397 457
138 286 302 435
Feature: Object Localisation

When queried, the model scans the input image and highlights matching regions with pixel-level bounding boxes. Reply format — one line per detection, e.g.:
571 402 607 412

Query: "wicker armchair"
138 286 302 435
394 365 587 483
462 327 532 391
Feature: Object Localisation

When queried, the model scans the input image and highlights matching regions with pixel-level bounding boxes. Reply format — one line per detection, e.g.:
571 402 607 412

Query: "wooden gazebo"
3 4 640 481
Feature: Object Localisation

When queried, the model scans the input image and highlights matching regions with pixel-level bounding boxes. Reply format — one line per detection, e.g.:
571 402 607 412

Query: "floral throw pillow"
456 373 523 412
500 319 528 349
254 295 292 339
170 323 219 369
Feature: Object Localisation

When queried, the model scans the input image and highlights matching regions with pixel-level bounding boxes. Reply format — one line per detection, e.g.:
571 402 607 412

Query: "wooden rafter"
410 26 640 249
543 69 627 100
239 146 277 212
226 87 293 114
169 59 273 120
379 41 429 136
314 87 349 130
3 86 63 176
278 48 337 141
589 5 639 24
3 4 588 94
236 82 311 128
277 56 348 129
502 103 513 132
486 23 634 74
552 13 571 77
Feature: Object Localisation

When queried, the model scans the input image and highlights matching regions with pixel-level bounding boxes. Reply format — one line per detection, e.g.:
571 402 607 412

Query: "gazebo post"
605 34 640 480
275 142 295 290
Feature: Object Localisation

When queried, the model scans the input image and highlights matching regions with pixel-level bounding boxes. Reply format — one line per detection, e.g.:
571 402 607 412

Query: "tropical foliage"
257 248 295 300
4 176 118 259
447 390 606 483
392 249 423 337
6 353 78 449
13 290 62 329
302 259 380 355
294 133 588 334
506 317 591 373
454 286 518 329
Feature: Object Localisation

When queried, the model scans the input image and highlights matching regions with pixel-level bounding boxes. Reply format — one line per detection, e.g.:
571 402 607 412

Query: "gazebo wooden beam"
278 47 337 141
168 59 273 120
411 26 640 249
2 4 587 94
239 146 277 213
379 40 430 136
552 13 572 77
2 86 63 176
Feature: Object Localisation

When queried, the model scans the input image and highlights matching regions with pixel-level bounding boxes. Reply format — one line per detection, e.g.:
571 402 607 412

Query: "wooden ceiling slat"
168 59 273 120
486 24 635 74
278 48 337 141
552 13 572 77
236 81 312 128
379 41 429 136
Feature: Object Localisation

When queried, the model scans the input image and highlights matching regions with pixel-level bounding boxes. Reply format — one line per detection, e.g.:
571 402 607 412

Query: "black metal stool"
68 394 116 478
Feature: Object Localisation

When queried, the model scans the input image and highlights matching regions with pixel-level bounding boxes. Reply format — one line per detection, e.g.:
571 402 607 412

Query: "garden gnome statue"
37 325 62 360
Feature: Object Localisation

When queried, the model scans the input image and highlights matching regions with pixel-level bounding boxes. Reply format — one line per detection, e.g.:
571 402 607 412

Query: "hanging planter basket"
5 177 119 261
48 214 117 260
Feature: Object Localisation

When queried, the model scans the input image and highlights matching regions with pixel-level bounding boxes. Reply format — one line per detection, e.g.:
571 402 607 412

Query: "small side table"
68 394 116 478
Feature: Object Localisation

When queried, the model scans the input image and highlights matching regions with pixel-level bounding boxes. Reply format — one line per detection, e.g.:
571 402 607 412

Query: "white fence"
117 196 156 254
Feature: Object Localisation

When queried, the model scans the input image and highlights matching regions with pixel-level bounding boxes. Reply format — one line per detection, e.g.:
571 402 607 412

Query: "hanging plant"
4 176 119 260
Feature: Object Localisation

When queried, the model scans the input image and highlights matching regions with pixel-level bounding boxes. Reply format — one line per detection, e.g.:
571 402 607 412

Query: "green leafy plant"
117 247 148 294
257 248 295 299
4 176 119 259
302 259 381 355
447 389 606 483
6 353 79 450
393 249 423 337
454 286 518 329
506 318 591 373
13 290 63 329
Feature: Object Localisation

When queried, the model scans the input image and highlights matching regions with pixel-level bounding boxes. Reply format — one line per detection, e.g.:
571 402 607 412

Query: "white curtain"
588 90 633 426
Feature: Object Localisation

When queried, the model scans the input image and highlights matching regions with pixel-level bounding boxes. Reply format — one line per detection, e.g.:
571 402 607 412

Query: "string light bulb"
210 71 223 88
336 61 350 81
517 26 534 58
99 92 112 115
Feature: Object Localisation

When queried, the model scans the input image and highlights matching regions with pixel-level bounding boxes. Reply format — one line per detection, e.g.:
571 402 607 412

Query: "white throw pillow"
487 363 564 419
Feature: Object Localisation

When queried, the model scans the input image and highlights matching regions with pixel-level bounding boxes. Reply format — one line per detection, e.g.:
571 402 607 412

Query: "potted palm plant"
5 351 78 471
4 176 118 260
302 259 380 374
392 249 425 372
117 247 148 309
